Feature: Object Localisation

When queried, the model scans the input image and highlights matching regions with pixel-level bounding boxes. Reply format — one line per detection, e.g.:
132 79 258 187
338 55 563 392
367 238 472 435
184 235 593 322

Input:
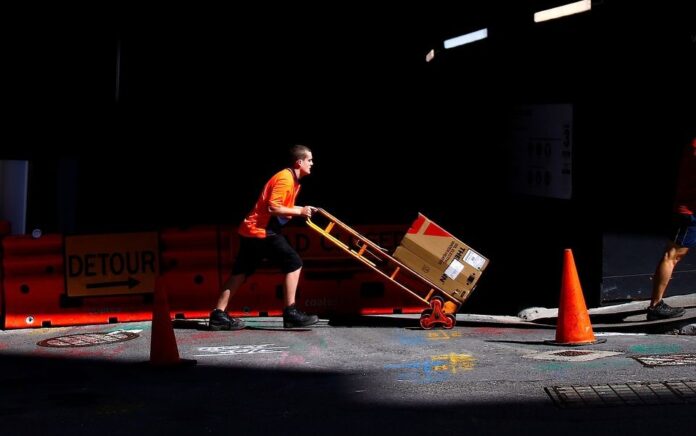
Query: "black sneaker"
209 309 246 331
283 305 319 328
647 300 685 321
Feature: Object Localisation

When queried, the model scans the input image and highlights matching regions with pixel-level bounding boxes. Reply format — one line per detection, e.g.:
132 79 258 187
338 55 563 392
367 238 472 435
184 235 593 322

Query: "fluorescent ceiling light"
443 28 488 49
534 0 591 23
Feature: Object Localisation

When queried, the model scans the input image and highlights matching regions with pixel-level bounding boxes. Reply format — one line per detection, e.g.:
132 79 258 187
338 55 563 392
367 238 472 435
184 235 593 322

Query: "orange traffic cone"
547 249 605 346
149 277 196 366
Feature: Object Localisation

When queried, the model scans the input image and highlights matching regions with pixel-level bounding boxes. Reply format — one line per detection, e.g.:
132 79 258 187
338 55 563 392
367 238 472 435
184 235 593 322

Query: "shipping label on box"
393 246 476 302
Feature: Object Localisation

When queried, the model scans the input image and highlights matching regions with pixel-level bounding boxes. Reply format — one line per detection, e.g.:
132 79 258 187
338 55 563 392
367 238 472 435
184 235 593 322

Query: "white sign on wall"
508 104 573 199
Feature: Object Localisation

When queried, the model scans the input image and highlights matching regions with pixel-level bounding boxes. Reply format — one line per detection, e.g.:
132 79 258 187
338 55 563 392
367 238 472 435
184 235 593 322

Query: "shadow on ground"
1 353 695 435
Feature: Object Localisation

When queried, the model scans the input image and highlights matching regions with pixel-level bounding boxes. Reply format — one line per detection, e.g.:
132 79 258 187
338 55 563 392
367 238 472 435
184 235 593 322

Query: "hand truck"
306 208 463 329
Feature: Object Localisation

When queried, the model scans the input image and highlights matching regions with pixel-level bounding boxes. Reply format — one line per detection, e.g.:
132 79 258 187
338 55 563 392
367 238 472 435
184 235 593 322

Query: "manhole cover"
37 331 139 348
632 353 696 367
546 380 696 408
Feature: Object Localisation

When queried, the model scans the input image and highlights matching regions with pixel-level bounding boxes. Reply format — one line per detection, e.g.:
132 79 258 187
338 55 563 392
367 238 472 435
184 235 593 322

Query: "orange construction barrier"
548 249 605 346
149 277 196 367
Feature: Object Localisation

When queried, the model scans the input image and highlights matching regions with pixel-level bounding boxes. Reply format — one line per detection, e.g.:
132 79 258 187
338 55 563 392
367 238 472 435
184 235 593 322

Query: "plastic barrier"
297 270 424 317
3 234 66 328
3 234 155 328
0 222 421 329
159 226 222 319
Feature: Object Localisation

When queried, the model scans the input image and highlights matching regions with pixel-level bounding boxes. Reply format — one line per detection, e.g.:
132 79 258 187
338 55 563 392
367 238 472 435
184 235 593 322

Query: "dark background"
4 1 695 312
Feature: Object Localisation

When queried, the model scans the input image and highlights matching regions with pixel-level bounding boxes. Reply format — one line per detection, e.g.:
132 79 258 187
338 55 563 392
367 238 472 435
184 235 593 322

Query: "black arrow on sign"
86 277 141 289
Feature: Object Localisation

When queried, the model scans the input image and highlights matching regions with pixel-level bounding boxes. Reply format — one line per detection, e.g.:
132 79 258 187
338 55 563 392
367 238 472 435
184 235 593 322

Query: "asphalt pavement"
1 312 695 435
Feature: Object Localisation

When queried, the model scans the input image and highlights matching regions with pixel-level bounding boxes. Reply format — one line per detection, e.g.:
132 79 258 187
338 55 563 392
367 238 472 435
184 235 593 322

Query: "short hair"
289 144 311 165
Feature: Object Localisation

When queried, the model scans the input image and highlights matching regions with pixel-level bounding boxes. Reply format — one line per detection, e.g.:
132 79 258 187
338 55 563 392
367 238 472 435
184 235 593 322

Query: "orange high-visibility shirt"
239 168 300 238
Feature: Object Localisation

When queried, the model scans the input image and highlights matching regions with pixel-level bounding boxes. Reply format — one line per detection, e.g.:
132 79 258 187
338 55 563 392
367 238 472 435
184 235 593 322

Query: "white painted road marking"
194 344 289 356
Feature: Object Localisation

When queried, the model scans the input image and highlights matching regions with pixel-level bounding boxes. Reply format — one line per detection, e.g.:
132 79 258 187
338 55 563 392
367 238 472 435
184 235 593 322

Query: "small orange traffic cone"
547 249 605 346
149 277 196 366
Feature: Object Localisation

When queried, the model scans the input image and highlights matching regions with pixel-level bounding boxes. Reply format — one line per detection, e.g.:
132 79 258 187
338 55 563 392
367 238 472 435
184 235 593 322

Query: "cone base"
544 338 607 347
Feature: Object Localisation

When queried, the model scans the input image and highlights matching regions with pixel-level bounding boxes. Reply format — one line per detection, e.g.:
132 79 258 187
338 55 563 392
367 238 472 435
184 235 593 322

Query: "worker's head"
290 144 313 177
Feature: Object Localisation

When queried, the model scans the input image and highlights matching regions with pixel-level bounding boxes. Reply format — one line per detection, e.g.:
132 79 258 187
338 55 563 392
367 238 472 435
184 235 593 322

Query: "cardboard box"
396 213 489 300
400 213 489 271
393 246 473 302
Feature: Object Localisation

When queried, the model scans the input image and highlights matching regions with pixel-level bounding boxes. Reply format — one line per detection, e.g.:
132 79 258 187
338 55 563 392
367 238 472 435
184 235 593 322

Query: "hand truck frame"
306 208 464 329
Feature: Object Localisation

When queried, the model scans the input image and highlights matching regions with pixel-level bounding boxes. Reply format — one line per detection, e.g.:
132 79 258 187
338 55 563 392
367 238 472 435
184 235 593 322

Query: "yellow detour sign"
65 232 159 297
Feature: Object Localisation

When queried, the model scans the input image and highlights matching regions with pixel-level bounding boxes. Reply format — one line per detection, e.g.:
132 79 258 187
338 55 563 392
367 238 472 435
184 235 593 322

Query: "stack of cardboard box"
393 213 489 304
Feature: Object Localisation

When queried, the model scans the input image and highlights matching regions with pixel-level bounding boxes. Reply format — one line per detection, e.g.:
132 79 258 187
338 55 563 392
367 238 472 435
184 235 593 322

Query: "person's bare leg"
216 273 245 311
651 242 689 306
283 268 302 307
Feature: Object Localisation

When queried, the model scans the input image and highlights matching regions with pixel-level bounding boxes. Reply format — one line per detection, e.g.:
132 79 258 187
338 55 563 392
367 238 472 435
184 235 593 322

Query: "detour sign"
65 232 159 297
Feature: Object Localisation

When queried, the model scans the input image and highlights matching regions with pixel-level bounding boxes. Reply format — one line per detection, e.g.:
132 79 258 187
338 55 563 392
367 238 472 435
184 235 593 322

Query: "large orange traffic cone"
149 277 196 366
548 249 605 346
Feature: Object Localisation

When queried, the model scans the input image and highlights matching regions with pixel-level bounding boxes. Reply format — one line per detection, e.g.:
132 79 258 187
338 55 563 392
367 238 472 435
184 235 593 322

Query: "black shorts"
671 213 696 248
231 234 303 277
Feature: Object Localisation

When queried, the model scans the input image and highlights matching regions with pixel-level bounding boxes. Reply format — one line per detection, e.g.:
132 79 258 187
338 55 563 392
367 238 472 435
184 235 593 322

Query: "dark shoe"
647 300 685 321
209 309 246 331
283 305 318 328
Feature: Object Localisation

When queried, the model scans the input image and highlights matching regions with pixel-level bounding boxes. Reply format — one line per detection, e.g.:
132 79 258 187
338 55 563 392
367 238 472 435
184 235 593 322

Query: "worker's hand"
300 206 316 218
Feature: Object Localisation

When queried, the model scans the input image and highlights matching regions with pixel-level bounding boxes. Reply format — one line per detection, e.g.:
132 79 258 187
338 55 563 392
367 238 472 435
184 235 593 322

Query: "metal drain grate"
632 353 696 367
553 351 593 357
524 349 622 362
37 331 139 348
546 380 696 408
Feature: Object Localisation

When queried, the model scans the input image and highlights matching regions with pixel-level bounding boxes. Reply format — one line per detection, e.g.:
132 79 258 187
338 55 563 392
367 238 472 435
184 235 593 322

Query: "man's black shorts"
231 234 303 276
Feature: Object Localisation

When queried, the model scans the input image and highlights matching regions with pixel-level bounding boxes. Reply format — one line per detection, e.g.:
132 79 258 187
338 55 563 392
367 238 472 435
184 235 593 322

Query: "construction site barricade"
159 225 223 319
2 233 161 329
1 220 424 329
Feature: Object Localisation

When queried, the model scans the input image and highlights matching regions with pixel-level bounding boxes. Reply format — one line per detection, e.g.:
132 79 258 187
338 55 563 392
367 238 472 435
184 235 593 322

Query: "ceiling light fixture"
443 28 488 49
534 0 592 23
